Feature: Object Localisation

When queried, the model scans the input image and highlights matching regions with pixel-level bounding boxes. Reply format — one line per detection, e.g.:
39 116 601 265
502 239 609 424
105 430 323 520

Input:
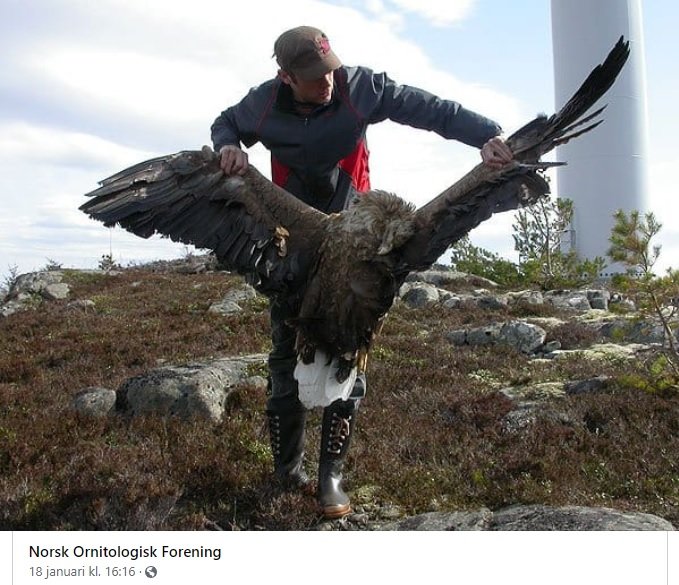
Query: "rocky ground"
1 261 677 530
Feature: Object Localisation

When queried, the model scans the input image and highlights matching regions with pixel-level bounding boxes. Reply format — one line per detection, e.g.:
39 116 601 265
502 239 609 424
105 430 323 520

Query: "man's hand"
219 144 249 175
480 136 513 170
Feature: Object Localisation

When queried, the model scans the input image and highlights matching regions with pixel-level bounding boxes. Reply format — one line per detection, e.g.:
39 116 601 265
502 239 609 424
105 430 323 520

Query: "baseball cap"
273 26 341 80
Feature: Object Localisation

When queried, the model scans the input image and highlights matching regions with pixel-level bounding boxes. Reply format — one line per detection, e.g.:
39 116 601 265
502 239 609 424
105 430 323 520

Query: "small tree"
513 197 605 289
2 265 20 300
98 253 120 272
449 236 523 287
513 197 572 270
608 209 679 378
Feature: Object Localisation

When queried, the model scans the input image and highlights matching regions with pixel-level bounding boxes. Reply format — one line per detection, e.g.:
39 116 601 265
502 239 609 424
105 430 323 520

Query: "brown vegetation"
0 267 677 530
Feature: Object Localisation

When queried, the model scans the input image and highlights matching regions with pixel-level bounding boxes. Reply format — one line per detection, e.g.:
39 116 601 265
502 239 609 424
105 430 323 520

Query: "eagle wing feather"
80 146 327 296
397 36 630 273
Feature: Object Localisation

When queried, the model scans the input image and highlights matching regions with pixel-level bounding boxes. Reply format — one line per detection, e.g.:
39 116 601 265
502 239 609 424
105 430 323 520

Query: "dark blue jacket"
211 65 502 213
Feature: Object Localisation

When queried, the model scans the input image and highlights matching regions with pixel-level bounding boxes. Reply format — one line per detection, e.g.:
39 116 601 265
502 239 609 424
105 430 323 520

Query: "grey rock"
208 300 243 315
72 387 117 417
222 285 257 304
381 509 493 531
42 282 70 300
500 382 567 433
438 290 456 304
498 321 547 353
626 320 668 345
1 299 25 318
506 290 544 305
544 290 592 311
396 281 413 298
527 316 567 329
565 376 612 395
589 297 608 310
476 295 508 310
447 321 546 353
402 283 440 308
489 505 674 531
548 343 651 362
541 340 562 353
595 318 637 341
447 292 474 305
243 375 268 391
406 270 498 288
501 382 566 402
466 323 503 346
446 329 468 345
376 504 405 521
585 289 611 310
174 262 208 274
1 270 70 314
9 271 64 297
573 309 612 327
116 354 267 421
442 296 462 309
208 285 258 315
380 505 673 531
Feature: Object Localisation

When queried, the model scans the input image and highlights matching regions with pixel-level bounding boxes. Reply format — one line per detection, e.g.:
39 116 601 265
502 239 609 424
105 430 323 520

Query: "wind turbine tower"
550 0 650 275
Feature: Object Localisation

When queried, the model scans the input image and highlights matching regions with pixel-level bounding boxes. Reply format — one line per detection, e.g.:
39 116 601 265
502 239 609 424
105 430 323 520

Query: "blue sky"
1 0 676 279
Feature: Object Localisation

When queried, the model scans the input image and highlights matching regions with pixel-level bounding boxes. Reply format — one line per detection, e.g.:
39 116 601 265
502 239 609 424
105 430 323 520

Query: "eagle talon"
335 358 354 383
299 344 315 365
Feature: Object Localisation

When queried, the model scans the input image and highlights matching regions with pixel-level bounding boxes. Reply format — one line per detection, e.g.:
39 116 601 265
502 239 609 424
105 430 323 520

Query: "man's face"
280 70 334 105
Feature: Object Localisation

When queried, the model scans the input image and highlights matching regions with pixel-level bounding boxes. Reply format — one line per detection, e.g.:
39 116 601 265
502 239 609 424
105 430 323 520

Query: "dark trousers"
267 298 366 413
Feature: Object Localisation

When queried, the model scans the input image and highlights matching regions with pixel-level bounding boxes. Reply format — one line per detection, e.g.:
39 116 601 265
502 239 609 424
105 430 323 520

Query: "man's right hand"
219 145 249 175
480 136 513 170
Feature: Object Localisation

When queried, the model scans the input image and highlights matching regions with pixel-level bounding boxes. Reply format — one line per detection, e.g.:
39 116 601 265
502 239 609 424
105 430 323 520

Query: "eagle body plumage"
294 191 416 377
80 38 630 395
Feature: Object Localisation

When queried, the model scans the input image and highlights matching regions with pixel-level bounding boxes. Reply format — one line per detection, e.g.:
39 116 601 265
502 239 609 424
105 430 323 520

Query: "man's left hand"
480 136 513 169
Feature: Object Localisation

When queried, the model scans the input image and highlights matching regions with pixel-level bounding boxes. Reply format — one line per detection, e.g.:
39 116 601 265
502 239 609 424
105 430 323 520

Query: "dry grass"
0 267 677 530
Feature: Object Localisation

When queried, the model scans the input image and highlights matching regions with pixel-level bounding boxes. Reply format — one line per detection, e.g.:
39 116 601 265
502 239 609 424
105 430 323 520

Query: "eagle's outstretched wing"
80 146 327 296
397 36 630 272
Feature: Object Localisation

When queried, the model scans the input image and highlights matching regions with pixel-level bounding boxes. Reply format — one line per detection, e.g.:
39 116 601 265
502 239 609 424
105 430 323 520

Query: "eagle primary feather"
81 37 629 391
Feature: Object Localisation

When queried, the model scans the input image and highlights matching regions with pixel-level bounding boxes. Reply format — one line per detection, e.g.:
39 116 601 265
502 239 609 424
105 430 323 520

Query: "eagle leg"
356 349 369 374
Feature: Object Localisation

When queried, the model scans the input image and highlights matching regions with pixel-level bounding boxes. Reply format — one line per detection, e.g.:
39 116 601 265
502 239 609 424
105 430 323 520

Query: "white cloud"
0 122 153 170
34 50 223 127
363 0 407 30
388 0 476 27
0 0 544 278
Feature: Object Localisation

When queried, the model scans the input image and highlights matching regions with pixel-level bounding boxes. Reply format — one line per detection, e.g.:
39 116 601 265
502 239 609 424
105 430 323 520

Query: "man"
211 25 512 520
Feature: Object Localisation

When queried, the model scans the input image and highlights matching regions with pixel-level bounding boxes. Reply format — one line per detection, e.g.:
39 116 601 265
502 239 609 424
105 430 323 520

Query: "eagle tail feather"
294 350 357 409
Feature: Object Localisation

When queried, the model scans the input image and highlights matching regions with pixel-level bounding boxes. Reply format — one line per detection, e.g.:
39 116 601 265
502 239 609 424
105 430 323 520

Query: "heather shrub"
0 264 677 529
546 321 602 350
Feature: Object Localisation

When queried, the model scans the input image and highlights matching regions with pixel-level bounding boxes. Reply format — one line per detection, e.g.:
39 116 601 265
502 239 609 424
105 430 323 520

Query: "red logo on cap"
317 37 331 55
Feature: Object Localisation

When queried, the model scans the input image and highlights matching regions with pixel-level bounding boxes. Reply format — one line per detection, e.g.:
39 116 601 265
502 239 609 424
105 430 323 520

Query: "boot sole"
320 503 352 520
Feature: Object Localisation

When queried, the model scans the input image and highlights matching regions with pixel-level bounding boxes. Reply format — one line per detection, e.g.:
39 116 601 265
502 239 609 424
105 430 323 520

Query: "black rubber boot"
318 398 357 519
266 404 310 491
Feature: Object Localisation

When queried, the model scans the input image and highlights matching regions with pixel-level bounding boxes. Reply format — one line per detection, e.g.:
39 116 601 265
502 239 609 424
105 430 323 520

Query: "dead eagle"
81 37 629 391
